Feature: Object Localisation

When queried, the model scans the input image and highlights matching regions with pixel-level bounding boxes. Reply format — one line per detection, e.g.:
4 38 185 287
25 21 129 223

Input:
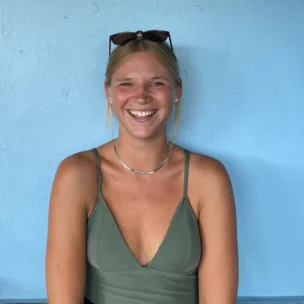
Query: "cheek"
155 87 174 101
112 88 126 102
112 88 129 103
163 90 176 107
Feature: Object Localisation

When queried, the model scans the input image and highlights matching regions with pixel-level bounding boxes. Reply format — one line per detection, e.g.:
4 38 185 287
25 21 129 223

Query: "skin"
105 52 182 171
46 51 238 304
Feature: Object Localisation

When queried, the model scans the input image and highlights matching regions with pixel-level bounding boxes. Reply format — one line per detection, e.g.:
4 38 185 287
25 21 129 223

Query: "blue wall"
1 0 303 299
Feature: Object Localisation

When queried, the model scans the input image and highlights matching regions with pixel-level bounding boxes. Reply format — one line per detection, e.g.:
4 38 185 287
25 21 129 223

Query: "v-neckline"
91 148 190 268
100 195 186 268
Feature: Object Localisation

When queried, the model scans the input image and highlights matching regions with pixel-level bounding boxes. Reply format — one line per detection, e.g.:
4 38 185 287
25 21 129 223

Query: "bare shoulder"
189 152 230 181
188 151 233 210
50 149 99 214
54 150 96 188
56 149 95 177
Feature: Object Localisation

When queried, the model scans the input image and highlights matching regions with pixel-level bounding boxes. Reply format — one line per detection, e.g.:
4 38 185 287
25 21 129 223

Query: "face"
105 51 181 140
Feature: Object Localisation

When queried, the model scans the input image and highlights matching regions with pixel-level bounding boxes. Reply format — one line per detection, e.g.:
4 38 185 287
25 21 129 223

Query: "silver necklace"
113 139 173 175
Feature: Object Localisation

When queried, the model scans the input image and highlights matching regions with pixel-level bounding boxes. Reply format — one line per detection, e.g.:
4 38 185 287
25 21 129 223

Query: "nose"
133 83 152 103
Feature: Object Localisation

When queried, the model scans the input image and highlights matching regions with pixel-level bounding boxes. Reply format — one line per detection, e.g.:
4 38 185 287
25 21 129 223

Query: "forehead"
113 51 171 78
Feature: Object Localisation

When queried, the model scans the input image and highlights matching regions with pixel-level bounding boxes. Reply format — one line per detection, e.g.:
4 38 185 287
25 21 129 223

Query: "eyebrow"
115 76 170 82
116 77 133 82
151 76 170 81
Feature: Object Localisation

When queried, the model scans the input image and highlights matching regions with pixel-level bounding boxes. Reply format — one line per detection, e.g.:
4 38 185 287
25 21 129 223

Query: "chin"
124 127 165 141
119 118 167 141
130 131 159 141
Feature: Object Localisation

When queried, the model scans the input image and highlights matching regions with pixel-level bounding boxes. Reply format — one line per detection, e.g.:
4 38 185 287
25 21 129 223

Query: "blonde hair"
105 39 181 144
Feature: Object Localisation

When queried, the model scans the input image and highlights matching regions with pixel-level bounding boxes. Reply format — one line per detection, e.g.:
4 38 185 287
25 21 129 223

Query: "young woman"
46 30 238 304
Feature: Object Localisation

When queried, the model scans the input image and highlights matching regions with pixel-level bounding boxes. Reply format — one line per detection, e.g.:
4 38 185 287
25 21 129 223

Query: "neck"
114 133 172 174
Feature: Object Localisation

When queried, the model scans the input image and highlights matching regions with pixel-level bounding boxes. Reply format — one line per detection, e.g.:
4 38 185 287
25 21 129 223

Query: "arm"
45 155 91 304
198 159 239 304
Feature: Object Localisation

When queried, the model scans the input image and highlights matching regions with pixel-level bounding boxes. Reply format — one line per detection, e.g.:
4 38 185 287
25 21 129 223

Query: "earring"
109 98 112 104
175 99 179 103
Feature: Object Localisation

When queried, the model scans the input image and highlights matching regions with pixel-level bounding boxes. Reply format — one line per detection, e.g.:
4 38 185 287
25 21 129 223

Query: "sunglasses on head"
109 30 174 56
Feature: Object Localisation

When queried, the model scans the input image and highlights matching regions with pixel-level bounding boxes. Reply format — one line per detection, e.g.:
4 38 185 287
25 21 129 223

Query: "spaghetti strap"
92 148 102 199
183 149 190 198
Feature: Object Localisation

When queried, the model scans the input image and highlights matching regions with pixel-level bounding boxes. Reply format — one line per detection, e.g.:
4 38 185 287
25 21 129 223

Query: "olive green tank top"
85 148 201 304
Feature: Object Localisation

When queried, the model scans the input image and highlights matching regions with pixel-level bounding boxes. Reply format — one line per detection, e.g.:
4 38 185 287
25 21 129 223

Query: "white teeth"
129 110 155 117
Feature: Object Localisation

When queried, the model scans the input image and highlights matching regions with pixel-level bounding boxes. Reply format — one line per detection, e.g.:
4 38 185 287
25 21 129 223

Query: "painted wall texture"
1 0 304 300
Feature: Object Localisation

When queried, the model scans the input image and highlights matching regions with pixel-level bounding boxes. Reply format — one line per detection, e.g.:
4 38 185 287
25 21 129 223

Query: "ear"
175 78 182 104
104 81 112 104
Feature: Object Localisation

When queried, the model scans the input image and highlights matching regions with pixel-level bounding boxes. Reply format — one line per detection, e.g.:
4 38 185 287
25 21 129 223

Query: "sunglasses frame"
108 30 174 56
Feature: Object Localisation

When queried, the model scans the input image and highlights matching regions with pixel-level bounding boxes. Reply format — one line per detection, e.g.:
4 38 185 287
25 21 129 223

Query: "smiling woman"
45 30 239 304
105 50 179 142
105 34 181 144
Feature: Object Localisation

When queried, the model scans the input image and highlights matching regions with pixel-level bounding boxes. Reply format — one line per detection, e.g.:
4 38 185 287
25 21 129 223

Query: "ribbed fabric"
85 149 201 304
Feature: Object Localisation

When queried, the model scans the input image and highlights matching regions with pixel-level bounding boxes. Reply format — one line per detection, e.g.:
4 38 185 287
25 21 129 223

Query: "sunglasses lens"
112 32 136 46
109 30 172 55
144 30 168 42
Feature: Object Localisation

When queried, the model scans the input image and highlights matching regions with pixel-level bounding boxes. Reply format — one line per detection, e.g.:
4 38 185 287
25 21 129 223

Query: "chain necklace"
113 139 173 175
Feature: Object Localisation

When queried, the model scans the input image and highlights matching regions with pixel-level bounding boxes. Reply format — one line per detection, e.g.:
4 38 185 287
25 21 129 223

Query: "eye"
151 82 164 87
120 82 132 87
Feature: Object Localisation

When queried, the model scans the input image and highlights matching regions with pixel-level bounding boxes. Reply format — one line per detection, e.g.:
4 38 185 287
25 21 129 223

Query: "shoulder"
189 151 230 181
54 149 96 183
50 149 100 211
172 145 230 184
53 141 115 189
188 151 233 209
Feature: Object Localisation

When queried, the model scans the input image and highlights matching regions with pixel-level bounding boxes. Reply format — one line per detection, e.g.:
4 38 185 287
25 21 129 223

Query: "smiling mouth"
127 110 157 119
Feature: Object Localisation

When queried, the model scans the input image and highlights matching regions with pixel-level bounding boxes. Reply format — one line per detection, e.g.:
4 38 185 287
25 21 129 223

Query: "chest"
99 172 199 266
